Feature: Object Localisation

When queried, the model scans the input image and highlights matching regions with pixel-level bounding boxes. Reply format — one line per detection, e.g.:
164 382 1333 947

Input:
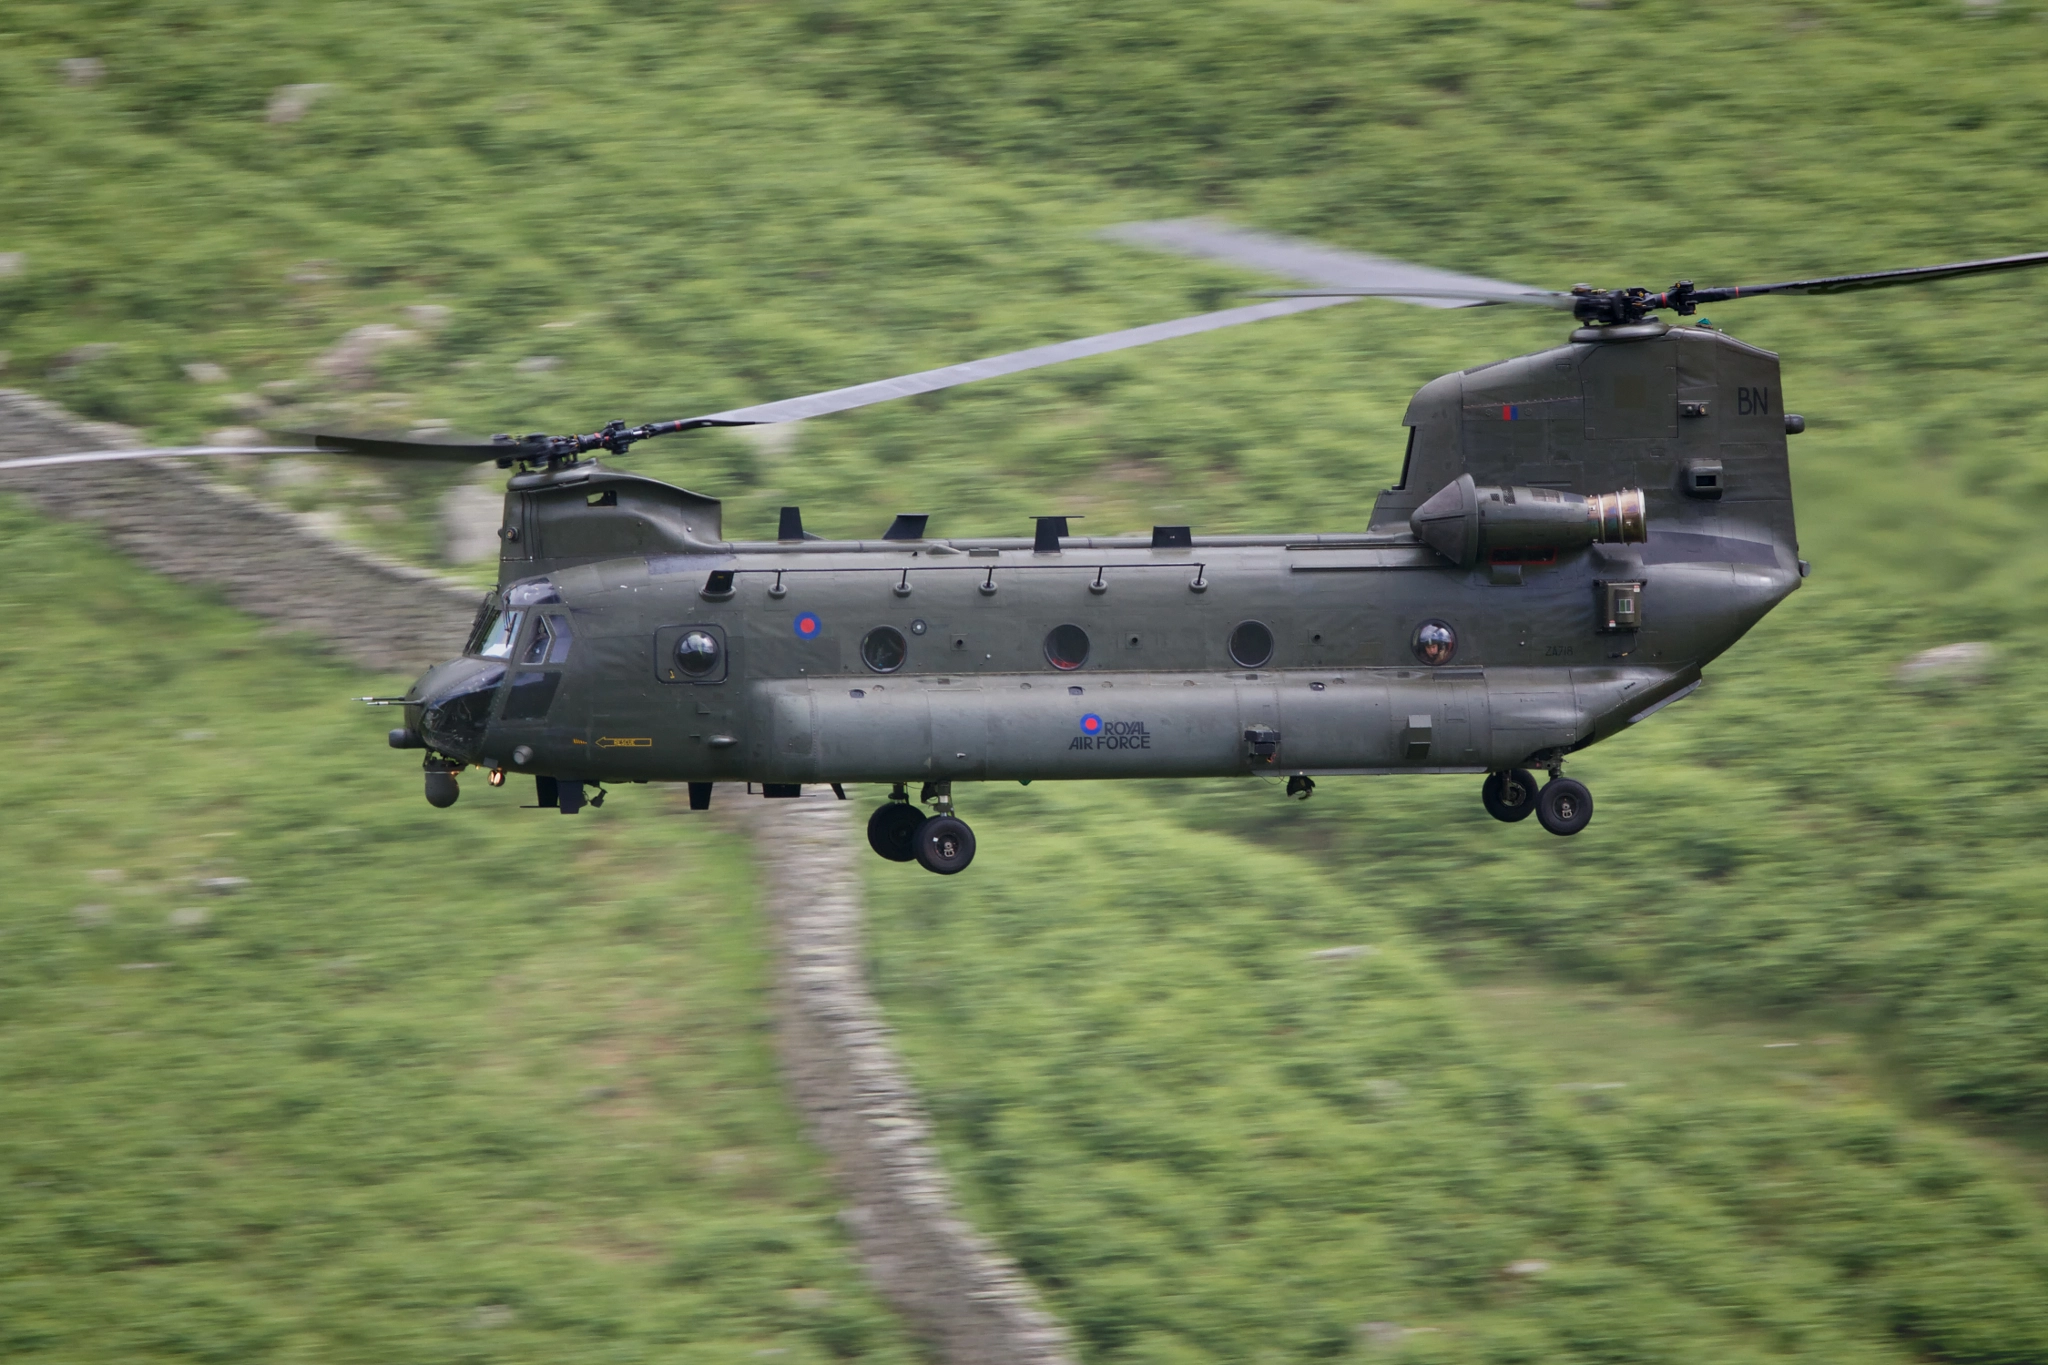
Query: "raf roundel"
1079 713 1103 736
793 612 822 639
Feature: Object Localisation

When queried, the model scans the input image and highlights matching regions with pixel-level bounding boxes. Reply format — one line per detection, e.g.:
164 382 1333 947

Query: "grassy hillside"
6 0 2044 1127
0 503 913 1364
6 0 2048 1359
863 782 2048 1364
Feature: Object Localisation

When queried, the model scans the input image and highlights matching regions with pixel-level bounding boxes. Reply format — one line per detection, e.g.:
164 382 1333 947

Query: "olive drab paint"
402 319 1803 801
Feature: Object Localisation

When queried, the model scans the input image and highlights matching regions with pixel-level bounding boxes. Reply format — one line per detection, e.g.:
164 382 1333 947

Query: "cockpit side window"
1394 426 1417 491
520 614 554 665
543 613 574 663
477 609 525 660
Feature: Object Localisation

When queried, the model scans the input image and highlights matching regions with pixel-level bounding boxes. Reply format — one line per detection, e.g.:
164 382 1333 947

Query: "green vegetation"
6 0 2048 1359
0 503 913 1363
865 782 2048 1363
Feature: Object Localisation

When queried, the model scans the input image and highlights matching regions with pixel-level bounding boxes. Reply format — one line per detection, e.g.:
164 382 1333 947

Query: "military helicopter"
10 222 2046 873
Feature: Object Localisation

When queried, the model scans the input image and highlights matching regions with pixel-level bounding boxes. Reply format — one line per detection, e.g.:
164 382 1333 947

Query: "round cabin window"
1228 620 1275 669
1044 624 1091 671
1412 619 1457 667
675 630 722 677
861 625 909 674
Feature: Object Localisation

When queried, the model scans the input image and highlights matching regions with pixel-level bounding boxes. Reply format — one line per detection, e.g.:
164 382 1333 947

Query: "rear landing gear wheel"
1536 776 1593 837
914 814 976 875
1482 769 1538 823
867 801 925 862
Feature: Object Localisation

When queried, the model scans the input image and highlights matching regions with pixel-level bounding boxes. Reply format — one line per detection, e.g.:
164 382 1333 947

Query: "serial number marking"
1544 645 1575 657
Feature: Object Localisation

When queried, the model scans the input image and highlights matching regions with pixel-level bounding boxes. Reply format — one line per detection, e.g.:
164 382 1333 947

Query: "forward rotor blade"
1249 286 1577 310
692 294 1353 426
1103 218 1567 310
1697 251 2048 303
279 431 531 462
0 444 321 472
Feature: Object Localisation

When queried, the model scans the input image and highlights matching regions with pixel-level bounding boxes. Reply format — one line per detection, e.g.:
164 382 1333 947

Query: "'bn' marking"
1737 386 1772 415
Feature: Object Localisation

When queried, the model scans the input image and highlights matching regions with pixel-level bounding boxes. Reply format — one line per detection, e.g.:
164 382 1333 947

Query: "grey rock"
441 482 504 564
470 1304 514 1330
403 304 452 329
1896 641 1993 689
207 427 273 449
1309 944 1375 960
515 355 560 374
73 904 113 927
267 83 332 124
313 324 419 390
199 876 250 895
183 362 229 384
0 388 479 674
61 57 106 85
168 906 211 930
1503 1258 1551 1277
0 252 25 278
756 793 1075 1364
47 343 117 379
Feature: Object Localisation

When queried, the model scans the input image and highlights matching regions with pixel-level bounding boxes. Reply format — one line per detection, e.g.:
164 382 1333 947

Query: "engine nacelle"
1410 474 1645 569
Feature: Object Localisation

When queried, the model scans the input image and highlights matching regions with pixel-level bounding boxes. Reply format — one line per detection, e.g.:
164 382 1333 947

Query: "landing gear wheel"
914 814 976 875
867 802 925 863
1481 769 1539 823
1536 776 1593 837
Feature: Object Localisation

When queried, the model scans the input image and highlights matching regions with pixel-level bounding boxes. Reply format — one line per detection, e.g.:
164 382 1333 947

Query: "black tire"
1536 776 1593 836
1481 768 1539 823
913 814 977 875
867 801 925 862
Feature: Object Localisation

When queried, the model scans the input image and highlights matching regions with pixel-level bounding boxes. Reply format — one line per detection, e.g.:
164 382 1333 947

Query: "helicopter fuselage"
402 320 1805 840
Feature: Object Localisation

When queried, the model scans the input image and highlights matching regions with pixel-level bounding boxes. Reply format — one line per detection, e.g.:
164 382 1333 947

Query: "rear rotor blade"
1103 218 1569 310
0 444 322 472
1697 251 2048 303
692 294 1353 427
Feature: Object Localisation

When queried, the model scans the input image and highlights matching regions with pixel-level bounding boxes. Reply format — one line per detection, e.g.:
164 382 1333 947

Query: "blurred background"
4 1 2048 1361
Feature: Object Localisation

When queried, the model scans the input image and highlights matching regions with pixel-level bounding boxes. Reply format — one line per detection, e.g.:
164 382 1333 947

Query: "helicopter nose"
410 656 505 761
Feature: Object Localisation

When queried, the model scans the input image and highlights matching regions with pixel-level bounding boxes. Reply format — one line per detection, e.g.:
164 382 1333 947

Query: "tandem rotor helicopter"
11 222 2046 873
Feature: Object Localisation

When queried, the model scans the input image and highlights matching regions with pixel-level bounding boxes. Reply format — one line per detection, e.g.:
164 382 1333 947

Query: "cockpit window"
543 613 574 663
520 615 553 665
464 594 502 656
518 614 574 664
477 609 524 660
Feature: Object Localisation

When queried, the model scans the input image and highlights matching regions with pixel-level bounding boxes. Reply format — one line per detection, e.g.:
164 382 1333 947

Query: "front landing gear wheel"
1481 769 1538 823
867 802 925 862
914 814 976 875
1536 777 1593 837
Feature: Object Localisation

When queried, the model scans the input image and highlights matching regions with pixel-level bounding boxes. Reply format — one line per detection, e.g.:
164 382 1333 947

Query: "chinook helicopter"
10 222 2046 873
